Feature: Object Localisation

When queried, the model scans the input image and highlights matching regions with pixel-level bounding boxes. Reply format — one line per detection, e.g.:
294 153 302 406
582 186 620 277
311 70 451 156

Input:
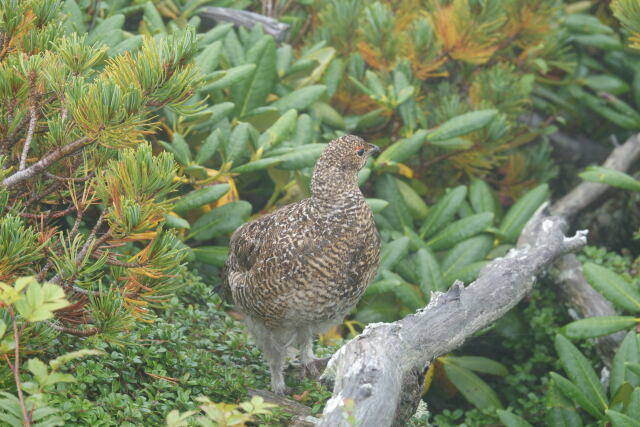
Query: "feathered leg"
245 316 291 394
266 348 287 395
300 336 321 378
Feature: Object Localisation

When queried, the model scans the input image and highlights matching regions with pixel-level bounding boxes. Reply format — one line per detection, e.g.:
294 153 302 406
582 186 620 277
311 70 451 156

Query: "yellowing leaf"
430 0 503 65
320 325 342 345
215 176 239 207
396 163 415 179
423 362 436 394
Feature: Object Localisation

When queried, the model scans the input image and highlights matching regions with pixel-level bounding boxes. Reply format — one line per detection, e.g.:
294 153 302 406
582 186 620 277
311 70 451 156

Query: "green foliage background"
1 0 640 426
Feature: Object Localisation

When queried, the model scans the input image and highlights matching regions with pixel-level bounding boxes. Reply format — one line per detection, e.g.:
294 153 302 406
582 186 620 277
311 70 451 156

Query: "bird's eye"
356 148 365 156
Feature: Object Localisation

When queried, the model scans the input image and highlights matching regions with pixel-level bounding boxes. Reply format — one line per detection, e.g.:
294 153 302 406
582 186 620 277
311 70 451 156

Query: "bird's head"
311 135 379 199
318 135 380 173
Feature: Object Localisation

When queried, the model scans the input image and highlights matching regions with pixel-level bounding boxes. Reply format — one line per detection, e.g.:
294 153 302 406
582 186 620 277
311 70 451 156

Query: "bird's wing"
223 201 324 320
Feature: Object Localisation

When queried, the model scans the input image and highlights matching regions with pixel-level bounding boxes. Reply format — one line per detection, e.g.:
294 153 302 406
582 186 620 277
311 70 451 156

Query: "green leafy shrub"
299 0 565 197
0 0 204 339
544 332 640 426
356 182 548 324
0 276 102 426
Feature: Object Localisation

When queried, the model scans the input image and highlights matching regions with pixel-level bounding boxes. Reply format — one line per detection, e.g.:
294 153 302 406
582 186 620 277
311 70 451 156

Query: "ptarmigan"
222 135 381 395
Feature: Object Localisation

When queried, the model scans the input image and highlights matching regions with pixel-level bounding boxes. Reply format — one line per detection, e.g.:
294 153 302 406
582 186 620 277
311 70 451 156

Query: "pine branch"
19 204 77 220
1 136 92 189
1 94 55 152
47 322 100 336
91 251 142 268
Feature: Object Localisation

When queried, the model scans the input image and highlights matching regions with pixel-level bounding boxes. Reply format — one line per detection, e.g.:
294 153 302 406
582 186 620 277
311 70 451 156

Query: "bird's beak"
368 143 381 157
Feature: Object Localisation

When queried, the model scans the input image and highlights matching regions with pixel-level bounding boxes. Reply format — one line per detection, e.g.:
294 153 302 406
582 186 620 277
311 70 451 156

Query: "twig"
1 94 55 152
47 322 99 336
76 211 109 264
24 180 65 207
88 0 101 32
7 305 31 427
91 252 142 268
43 171 92 182
49 219 110 287
19 204 76 220
2 136 91 189
145 372 179 384
0 113 31 151
19 104 37 171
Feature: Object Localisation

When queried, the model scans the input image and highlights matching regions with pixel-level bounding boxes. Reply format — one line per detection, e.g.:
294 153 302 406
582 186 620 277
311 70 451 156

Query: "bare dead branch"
537 133 640 363
199 7 290 41
318 217 587 426
19 204 76 220
550 133 640 220
6 305 31 426
523 112 610 166
18 104 37 171
1 136 91 189
552 255 626 363
91 251 142 268
47 322 100 336
43 171 92 182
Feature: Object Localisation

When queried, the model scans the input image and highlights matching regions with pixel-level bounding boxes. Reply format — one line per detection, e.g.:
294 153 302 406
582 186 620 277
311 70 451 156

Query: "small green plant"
165 395 276 427
0 276 102 426
545 333 640 426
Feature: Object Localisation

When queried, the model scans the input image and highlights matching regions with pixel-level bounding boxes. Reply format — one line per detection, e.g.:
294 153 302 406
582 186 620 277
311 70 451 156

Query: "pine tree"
0 0 201 339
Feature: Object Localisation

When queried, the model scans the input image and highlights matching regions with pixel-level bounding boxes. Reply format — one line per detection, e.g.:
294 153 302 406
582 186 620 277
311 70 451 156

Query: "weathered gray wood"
199 7 289 41
550 133 640 221
543 134 640 363
523 112 609 166
318 216 587 426
552 254 626 363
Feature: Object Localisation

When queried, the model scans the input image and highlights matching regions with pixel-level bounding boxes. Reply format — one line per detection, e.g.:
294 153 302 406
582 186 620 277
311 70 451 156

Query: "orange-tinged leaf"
396 163 415 179
423 362 436 394
126 231 157 241
215 176 239 207
124 297 149 306
319 325 342 345
358 41 393 70
450 45 498 64
412 56 449 80
432 5 461 52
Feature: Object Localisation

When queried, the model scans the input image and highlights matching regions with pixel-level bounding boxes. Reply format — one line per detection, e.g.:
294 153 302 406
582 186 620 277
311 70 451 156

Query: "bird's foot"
303 357 330 379
272 384 292 396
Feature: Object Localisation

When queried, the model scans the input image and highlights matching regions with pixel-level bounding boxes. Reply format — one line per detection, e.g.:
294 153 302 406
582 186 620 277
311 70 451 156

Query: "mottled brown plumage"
222 135 381 394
